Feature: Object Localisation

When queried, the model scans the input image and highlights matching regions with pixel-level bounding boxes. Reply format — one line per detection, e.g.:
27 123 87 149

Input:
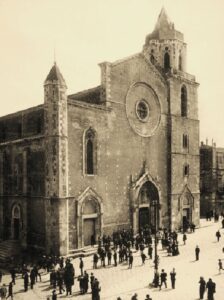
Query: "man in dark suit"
195 245 200 261
160 269 167 290
206 278 216 300
170 268 176 289
199 276 206 300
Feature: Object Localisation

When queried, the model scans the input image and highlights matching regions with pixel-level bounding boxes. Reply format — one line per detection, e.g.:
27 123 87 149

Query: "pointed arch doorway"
11 204 22 240
77 187 103 248
138 181 160 232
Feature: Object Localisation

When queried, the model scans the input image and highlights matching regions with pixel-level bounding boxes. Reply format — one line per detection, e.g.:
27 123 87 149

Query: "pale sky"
0 0 224 146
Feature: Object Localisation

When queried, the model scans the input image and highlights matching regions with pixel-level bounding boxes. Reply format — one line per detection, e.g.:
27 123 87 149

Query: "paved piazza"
1 219 224 300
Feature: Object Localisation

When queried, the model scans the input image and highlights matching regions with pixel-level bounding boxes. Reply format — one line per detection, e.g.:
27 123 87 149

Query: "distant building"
0 8 200 255
200 140 224 216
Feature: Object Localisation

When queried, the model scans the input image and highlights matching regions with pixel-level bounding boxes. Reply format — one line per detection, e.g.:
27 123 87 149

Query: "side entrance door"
84 219 95 246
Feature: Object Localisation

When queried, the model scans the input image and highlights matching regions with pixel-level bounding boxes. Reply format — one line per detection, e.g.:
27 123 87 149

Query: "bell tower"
143 7 187 72
44 63 69 255
143 8 200 230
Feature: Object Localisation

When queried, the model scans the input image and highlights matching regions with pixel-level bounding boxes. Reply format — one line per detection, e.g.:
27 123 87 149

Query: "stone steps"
0 240 21 263
67 245 97 259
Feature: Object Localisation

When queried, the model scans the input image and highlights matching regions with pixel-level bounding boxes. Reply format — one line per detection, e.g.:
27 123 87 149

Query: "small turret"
44 62 69 255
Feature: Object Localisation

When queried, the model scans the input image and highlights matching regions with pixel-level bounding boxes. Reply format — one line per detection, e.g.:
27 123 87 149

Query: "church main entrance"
139 207 149 230
137 181 160 232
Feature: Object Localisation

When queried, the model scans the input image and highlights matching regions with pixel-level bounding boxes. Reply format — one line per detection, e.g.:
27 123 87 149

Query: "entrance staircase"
0 240 21 263
68 245 97 259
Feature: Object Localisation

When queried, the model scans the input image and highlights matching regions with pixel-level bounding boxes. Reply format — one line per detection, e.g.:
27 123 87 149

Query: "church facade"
0 9 200 255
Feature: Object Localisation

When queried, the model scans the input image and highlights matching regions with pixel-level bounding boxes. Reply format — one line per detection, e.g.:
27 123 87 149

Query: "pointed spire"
154 7 172 30
44 63 66 86
144 7 183 43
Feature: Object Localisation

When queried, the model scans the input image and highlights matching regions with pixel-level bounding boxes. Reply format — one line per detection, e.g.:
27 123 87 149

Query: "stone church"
0 8 200 255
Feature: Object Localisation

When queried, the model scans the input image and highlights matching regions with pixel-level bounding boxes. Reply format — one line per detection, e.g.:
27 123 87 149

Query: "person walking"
93 253 98 269
159 269 167 290
183 233 187 245
113 250 117 267
170 268 176 289
222 218 224 229
148 244 153 259
206 278 216 300
23 271 29 292
52 290 57 300
199 276 206 299
107 250 112 265
83 271 89 294
218 259 223 274
92 278 101 300
6 282 13 300
0 270 3 283
195 245 200 261
141 252 146 265
128 251 133 269
131 293 138 300
216 230 221 242
10 269 16 285
30 268 36 289
1 284 7 300
145 294 152 300
79 257 84 276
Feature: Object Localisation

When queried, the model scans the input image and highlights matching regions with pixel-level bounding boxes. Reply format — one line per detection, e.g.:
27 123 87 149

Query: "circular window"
136 100 149 122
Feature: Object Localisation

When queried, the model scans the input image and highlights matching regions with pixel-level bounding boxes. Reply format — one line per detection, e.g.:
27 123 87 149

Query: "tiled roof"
68 85 102 105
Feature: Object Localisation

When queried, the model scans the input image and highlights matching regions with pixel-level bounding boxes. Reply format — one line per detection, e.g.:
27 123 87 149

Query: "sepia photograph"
0 0 224 299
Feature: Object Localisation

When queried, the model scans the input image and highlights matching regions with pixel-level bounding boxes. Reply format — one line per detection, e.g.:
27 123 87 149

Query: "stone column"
132 207 138 235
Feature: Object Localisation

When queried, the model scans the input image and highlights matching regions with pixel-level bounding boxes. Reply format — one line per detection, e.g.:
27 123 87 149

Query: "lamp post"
151 199 160 287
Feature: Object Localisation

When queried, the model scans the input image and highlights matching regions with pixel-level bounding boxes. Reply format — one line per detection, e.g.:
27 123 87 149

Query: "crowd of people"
0 211 223 299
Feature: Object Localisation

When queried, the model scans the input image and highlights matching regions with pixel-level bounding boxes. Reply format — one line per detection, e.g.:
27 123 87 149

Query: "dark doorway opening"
84 219 95 246
183 208 191 231
139 207 149 231
13 218 20 239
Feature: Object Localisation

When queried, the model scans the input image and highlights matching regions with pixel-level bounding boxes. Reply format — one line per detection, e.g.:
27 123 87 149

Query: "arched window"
150 49 155 64
181 85 187 117
85 128 97 175
150 55 155 64
183 134 189 149
178 55 182 71
164 52 170 70
183 164 189 177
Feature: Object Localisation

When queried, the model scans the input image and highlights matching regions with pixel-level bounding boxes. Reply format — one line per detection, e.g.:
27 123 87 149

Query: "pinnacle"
155 7 172 30
44 63 66 85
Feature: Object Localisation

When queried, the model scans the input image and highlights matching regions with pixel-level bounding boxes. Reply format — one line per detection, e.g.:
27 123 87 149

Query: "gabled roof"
68 85 102 105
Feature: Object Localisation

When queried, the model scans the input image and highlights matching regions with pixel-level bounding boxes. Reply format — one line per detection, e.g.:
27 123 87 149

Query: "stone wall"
67 54 169 249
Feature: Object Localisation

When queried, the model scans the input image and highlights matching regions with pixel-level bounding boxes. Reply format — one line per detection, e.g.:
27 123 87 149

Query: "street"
1 219 224 300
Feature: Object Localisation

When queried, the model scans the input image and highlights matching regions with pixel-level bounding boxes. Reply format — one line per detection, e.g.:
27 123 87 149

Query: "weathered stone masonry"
0 8 200 255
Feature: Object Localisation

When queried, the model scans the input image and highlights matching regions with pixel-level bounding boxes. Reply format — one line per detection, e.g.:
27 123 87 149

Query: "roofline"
68 99 111 112
68 85 101 99
0 104 44 121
